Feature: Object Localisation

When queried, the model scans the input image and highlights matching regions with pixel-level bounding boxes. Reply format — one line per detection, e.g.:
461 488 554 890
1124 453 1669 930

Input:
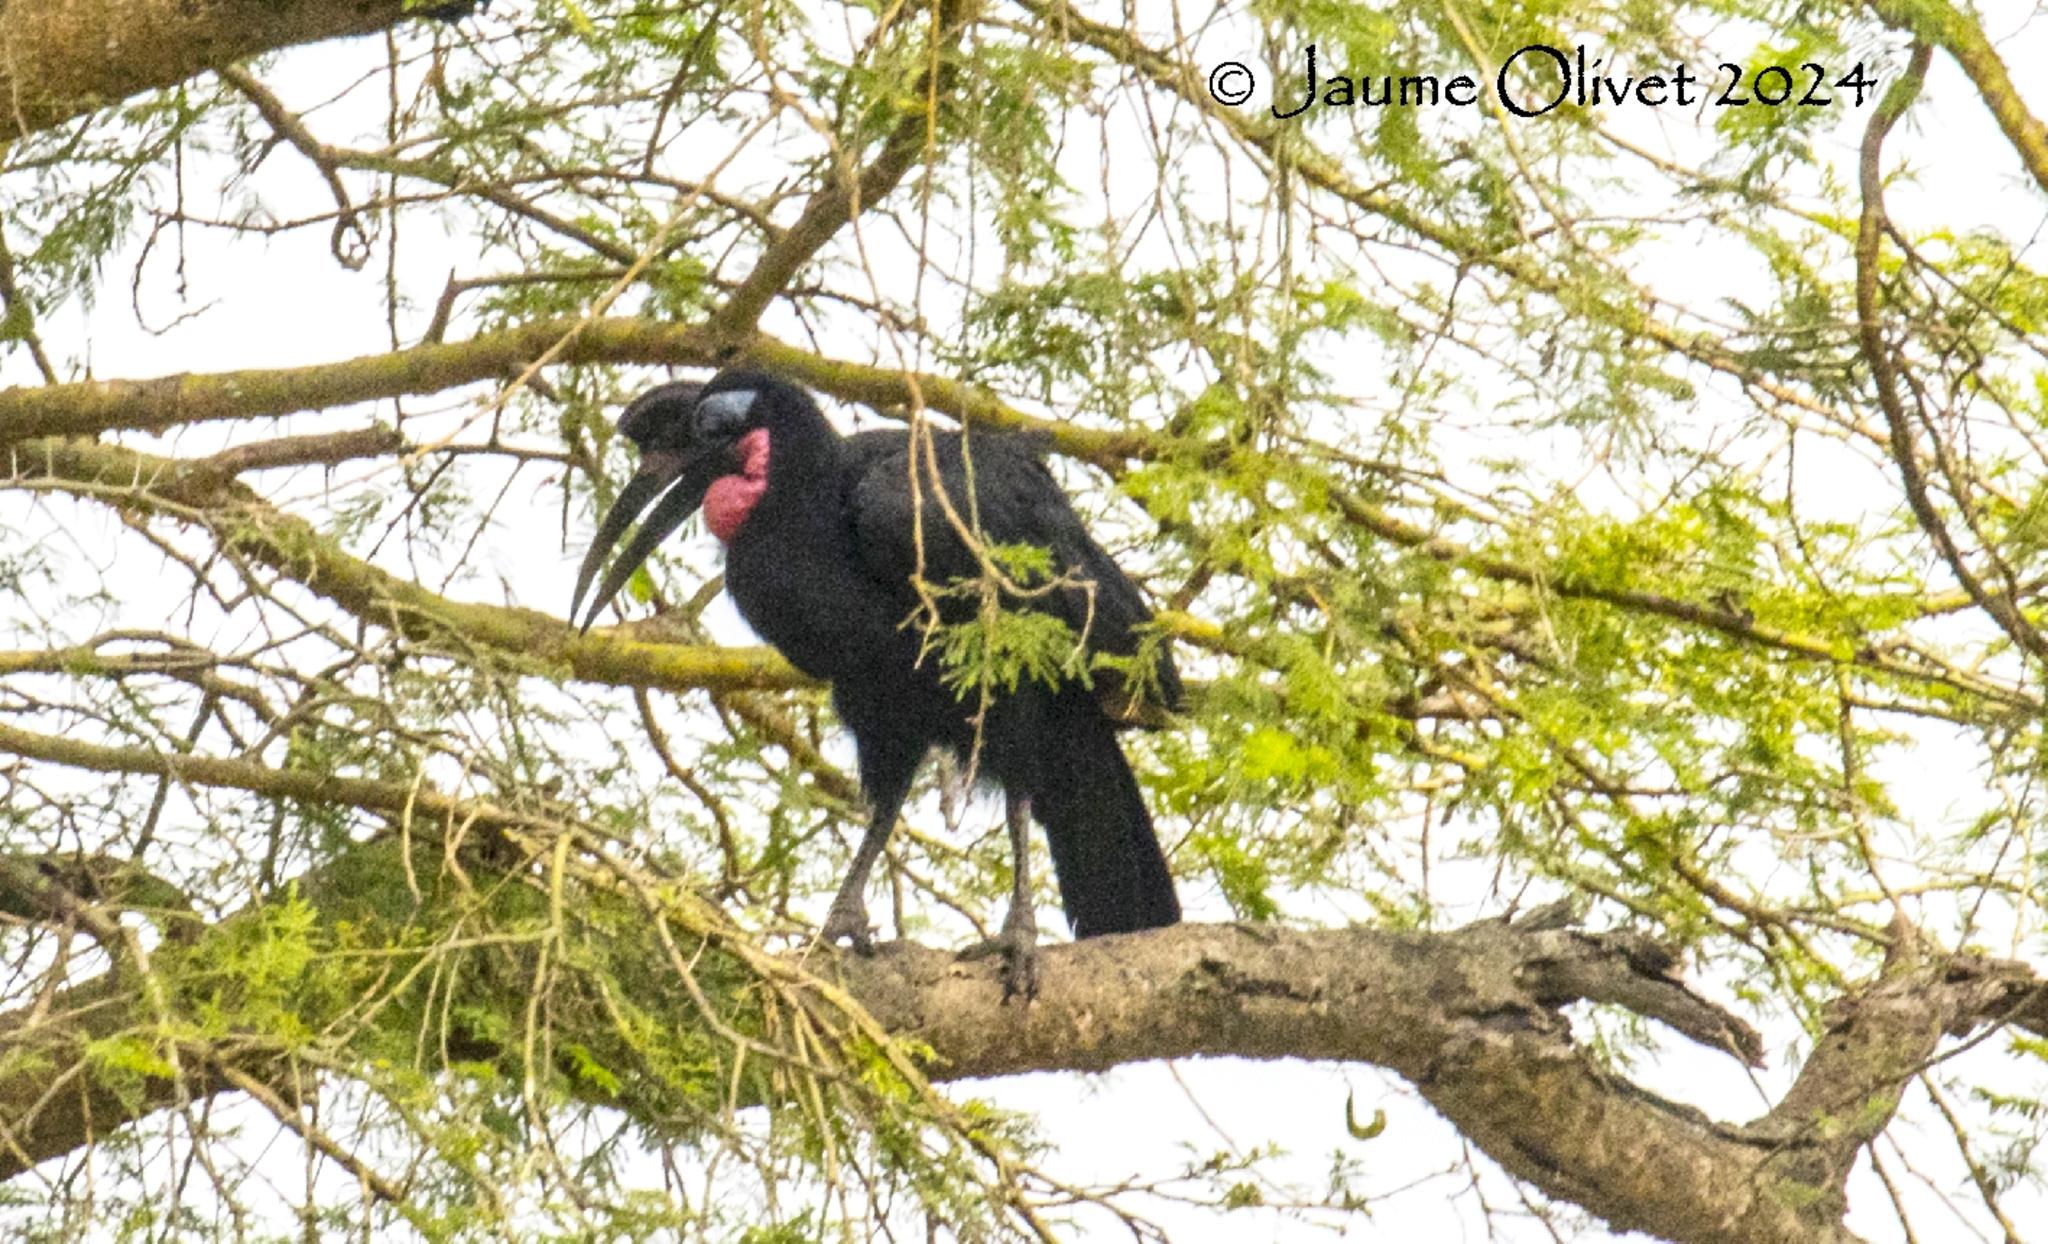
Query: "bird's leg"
958 792 1041 998
986 792 1042 999
934 750 966 832
820 812 893 952
821 733 922 953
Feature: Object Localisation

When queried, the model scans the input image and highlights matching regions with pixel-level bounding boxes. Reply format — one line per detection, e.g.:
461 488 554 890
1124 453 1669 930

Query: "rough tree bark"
3 839 2044 1244
0 0 428 140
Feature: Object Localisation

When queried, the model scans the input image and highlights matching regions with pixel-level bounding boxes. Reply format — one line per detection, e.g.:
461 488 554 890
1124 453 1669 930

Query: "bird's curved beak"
570 442 737 632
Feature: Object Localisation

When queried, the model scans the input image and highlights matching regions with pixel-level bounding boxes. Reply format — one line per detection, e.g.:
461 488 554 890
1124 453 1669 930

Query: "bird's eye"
694 389 757 438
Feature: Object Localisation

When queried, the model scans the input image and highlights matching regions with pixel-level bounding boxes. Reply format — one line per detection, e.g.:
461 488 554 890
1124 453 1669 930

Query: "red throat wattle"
703 427 770 542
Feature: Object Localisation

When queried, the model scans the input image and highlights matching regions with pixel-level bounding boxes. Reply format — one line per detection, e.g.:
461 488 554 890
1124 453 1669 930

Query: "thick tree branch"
0 316 711 445
0 319 1150 459
0 0 425 140
718 921 2041 1244
4 840 2040 1244
844 919 1821 1243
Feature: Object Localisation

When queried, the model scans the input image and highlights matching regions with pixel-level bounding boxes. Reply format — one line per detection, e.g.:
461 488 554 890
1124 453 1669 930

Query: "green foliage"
937 601 1086 699
184 885 325 1035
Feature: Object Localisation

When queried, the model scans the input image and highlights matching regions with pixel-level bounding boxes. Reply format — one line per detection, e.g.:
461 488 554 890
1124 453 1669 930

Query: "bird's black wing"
843 428 1181 710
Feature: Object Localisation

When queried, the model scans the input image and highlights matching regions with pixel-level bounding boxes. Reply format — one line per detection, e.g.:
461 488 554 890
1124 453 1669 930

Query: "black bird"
571 369 1181 990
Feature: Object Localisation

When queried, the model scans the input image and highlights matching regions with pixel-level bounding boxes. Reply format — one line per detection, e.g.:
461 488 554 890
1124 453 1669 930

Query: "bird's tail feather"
1027 695 1180 938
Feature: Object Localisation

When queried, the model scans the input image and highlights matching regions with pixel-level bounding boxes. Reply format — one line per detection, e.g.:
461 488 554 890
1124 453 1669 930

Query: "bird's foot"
819 895 875 953
999 938 1040 1001
961 907 1041 1001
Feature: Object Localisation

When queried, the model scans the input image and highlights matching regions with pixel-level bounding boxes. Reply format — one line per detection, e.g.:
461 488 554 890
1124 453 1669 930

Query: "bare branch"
9 435 809 693
1865 0 2048 199
708 0 968 338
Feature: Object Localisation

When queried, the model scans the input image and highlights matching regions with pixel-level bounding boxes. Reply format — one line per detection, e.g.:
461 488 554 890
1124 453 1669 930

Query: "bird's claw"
819 899 875 953
1000 942 1040 1001
961 911 1041 1001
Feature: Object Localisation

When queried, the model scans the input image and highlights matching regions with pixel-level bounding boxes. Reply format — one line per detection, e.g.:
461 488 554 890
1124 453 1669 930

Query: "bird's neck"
704 427 771 542
718 417 844 543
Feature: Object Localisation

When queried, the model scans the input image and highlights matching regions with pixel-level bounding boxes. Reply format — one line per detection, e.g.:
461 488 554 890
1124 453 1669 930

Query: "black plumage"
572 369 1181 990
